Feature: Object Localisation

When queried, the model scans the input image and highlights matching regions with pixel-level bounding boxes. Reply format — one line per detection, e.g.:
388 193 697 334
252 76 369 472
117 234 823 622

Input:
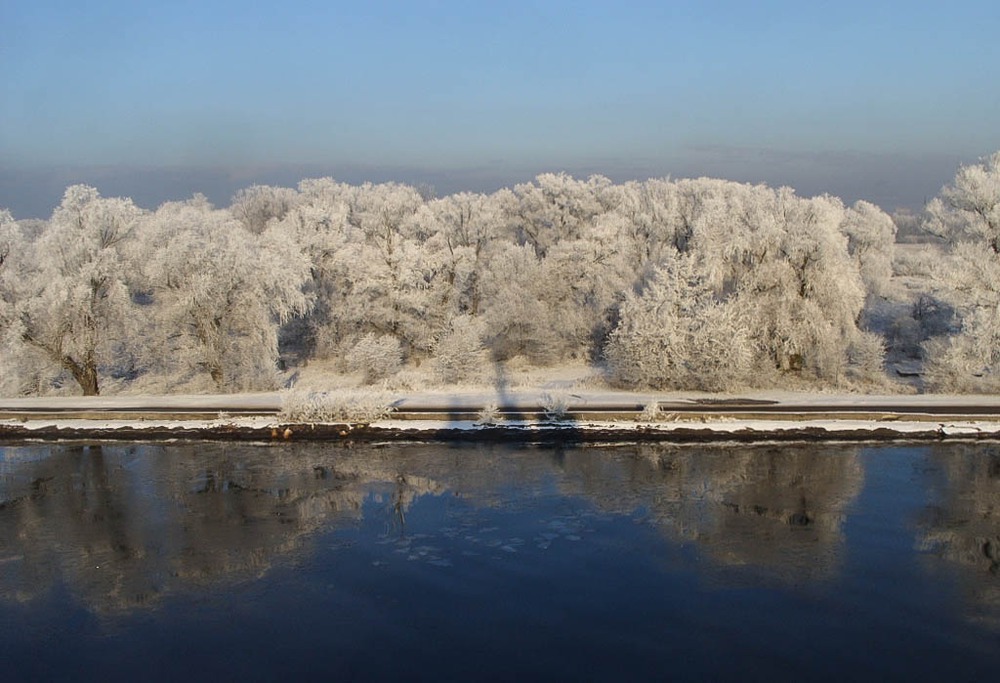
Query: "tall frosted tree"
685 181 868 381
330 182 439 356
424 191 504 317
137 196 312 391
0 210 32 395
269 178 353 356
1 186 143 395
922 151 1000 391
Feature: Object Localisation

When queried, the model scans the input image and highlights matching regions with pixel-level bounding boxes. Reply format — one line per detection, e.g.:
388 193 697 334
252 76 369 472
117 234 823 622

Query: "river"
1 441 997 681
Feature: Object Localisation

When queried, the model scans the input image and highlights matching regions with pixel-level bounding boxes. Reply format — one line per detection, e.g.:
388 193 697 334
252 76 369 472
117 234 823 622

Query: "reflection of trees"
1 444 167 611
0 441 866 613
0 443 436 613
553 444 865 582
919 444 1000 625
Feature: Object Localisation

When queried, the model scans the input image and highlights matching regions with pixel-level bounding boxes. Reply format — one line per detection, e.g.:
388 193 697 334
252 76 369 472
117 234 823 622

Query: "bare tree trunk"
209 364 224 389
22 331 101 396
64 355 100 396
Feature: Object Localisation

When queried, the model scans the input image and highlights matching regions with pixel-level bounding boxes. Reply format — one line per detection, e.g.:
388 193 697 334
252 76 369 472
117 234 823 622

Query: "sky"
2 0 998 218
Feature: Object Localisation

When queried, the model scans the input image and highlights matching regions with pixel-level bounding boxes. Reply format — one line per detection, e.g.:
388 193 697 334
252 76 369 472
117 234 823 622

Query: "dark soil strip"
1 422 996 445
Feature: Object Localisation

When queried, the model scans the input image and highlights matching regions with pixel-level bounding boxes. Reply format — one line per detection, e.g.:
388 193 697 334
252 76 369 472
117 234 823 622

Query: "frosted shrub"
845 331 887 384
279 388 396 423
922 339 1000 393
433 315 489 384
345 334 402 384
923 305 1000 393
605 256 754 391
892 244 941 278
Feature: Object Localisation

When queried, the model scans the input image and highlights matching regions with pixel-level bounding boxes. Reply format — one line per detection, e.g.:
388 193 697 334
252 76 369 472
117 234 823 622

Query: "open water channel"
1 440 998 681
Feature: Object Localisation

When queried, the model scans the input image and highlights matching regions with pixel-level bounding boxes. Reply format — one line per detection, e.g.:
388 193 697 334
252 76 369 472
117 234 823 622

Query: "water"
0 441 997 681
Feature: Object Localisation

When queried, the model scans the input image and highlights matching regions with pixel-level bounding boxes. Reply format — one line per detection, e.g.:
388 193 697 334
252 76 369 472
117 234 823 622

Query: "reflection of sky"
3 2 998 217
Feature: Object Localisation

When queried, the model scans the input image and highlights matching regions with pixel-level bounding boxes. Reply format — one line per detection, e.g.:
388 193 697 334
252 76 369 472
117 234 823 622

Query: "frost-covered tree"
269 178 353 356
738 190 866 380
605 254 753 391
533 212 634 358
676 181 867 381
137 196 312 391
478 241 559 363
329 183 439 355
604 179 875 387
432 314 489 384
839 200 896 296
506 173 616 256
2 187 143 395
424 191 504 317
922 152 1000 391
925 151 1000 251
230 184 300 234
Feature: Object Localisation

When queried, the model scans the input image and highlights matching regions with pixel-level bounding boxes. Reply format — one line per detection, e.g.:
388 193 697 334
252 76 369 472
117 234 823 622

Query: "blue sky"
2 0 998 217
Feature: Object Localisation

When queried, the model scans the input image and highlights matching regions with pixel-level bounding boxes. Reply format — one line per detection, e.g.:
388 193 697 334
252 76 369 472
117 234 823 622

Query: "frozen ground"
3 387 1000 412
2 359 1000 442
2 356 998 411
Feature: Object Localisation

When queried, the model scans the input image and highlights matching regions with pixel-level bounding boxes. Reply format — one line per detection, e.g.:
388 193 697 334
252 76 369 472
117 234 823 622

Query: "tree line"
1 151 997 396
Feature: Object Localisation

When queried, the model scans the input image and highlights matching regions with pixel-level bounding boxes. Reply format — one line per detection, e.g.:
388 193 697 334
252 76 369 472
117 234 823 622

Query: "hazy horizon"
3 1 998 219
0 148 973 220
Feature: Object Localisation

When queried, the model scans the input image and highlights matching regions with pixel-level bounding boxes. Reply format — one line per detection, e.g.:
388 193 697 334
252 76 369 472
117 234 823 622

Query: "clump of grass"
279 388 396 423
476 401 503 425
637 400 662 422
540 391 572 421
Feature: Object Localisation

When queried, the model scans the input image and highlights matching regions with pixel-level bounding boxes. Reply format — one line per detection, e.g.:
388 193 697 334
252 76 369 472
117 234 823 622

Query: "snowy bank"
2 388 1000 444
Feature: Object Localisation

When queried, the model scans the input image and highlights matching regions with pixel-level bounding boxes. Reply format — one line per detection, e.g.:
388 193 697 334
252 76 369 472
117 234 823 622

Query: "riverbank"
3 389 1000 443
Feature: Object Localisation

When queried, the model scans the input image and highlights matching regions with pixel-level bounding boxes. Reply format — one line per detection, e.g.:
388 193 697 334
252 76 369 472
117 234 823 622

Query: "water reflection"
0 441 995 621
0 443 376 612
554 444 863 583
919 444 1000 627
1 441 855 613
